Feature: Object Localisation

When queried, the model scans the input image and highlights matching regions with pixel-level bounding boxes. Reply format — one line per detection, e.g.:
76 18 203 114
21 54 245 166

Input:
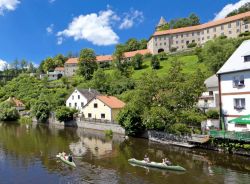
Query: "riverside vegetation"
1 35 250 136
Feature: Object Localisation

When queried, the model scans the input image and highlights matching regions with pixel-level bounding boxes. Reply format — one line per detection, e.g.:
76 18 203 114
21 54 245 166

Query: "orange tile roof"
54 67 64 71
97 95 125 109
96 55 113 62
154 11 250 36
123 49 151 58
65 57 78 64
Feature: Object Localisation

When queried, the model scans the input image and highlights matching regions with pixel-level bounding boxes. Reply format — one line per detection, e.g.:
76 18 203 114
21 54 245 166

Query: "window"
75 103 77 107
245 24 249 29
186 41 189 45
176 41 179 44
176 35 178 38
88 113 92 118
202 37 204 40
192 40 195 43
181 34 183 38
221 25 224 30
78 95 80 99
228 23 231 28
207 29 209 33
207 36 210 39
159 37 161 41
235 124 247 128
69 103 71 107
237 29 240 33
192 32 194 36
209 91 213 96
81 102 84 107
94 103 98 108
234 98 245 110
186 33 189 37
229 31 232 34
244 55 250 62
237 21 240 26
213 27 216 32
101 114 105 119
233 75 244 87
197 32 200 35
72 95 74 100
155 38 157 41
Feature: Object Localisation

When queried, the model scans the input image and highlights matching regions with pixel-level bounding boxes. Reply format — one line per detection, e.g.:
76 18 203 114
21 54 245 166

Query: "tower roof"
157 16 167 27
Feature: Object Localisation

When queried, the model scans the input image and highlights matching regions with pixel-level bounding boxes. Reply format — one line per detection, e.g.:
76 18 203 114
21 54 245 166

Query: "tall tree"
131 53 143 70
77 48 98 80
20 59 27 72
42 57 56 72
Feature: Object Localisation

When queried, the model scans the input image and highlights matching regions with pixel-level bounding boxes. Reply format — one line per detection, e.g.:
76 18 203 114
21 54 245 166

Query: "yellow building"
82 95 125 122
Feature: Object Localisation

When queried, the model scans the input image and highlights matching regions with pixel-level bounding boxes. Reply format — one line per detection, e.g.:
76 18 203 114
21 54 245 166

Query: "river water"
0 123 249 184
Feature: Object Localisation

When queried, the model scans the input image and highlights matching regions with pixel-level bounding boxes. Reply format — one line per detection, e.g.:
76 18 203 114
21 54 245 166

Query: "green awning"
228 115 250 125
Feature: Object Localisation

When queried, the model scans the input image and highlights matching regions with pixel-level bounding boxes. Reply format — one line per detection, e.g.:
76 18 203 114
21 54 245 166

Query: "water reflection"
0 123 249 184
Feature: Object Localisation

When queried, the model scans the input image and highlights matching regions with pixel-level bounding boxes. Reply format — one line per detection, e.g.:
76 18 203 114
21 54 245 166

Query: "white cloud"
119 9 144 29
49 0 56 4
214 0 250 20
57 9 119 46
57 37 63 45
46 24 54 34
0 59 9 71
0 0 20 15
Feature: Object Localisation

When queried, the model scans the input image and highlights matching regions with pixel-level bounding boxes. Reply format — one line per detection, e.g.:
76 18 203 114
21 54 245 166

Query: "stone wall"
48 117 125 135
148 130 191 143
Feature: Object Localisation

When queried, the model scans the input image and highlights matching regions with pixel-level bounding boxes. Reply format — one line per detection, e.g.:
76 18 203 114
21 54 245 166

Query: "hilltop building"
148 12 250 54
217 40 250 132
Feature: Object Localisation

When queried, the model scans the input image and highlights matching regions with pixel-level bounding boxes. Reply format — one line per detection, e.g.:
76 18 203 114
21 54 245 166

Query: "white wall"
66 89 88 112
83 98 112 121
221 71 250 130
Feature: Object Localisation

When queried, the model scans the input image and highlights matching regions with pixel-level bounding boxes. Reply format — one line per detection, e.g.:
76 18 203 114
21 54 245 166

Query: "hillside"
105 55 211 80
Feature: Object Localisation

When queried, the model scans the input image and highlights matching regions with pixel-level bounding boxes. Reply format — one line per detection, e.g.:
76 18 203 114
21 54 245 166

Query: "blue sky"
0 0 247 67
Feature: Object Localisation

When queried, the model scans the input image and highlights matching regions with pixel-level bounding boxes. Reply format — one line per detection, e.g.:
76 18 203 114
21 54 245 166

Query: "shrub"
144 53 152 59
56 106 77 122
131 53 143 70
206 109 219 119
104 130 113 137
32 100 51 123
19 116 32 124
151 55 160 69
169 123 191 135
0 102 20 121
157 52 168 60
187 42 197 48
170 47 177 52
239 31 250 37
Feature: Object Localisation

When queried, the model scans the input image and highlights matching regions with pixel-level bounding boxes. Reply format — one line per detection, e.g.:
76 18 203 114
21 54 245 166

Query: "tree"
126 38 141 51
131 53 143 70
92 69 110 93
189 13 200 26
54 54 67 66
198 38 238 73
42 57 56 72
32 99 51 123
78 48 98 80
55 106 77 122
12 59 19 75
0 101 20 121
20 59 28 72
151 55 160 69
140 39 148 50
28 62 36 73
227 2 250 17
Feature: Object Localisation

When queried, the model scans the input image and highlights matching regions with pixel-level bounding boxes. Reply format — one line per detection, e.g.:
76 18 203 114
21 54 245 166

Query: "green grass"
103 55 211 80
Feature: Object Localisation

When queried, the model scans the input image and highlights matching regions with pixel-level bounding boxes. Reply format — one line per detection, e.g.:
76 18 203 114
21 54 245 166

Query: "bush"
0 102 20 121
206 109 219 119
169 123 191 135
151 55 160 69
144 53 152 59
104 130 113 137
19 116 32 124
131 53 143 70
187 42 197 48
170 47 177 52
55 106 77 122
239 31 250 37
157 52 168 60
32 100 51 123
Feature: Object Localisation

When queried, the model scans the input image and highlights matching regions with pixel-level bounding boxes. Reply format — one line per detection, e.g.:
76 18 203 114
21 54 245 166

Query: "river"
0 123 249 184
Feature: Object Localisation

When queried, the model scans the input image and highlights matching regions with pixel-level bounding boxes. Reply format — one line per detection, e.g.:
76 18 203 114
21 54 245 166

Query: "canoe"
56 154 76 168
128 158 186 171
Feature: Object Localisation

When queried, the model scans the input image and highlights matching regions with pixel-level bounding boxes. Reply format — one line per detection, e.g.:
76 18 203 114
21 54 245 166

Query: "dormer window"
233 75 244 87
244 55 250 62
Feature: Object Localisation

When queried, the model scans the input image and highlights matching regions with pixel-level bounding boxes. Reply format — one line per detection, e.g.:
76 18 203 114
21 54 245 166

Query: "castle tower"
156 16 167 30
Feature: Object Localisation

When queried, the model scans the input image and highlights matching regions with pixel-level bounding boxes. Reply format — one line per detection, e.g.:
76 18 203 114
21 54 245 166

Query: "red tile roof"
97 96 125 109
123 49 151 58
65 57 78 64
154 11 250 36
54 67 64 71
96 55 113 62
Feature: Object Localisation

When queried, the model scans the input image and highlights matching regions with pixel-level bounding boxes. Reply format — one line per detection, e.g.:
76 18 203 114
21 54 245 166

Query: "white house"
66 88 100 112
198 74 219 110
82 95 125 122
217 40 250 131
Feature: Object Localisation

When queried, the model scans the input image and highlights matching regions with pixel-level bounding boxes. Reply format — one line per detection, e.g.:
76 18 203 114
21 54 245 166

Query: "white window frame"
234 98 245 110
233 75 245 87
